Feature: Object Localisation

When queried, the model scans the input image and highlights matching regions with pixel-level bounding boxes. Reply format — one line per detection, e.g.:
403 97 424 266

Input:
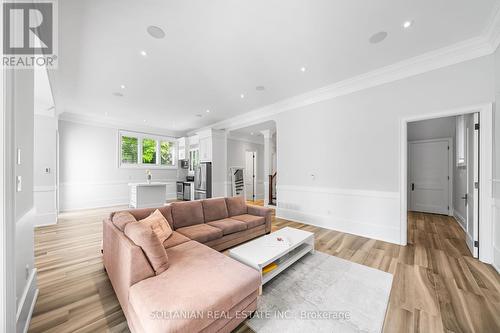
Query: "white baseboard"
453 210 467 232
33 212 57 227
276 185 401 244
16 268 38 333
493 246 500 274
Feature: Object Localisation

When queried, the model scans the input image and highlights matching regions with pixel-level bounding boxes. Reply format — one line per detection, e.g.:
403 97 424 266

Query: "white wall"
407 116 456 141
58 120 180 211
226 138 265 199
275 55 494 245
33 115 58 226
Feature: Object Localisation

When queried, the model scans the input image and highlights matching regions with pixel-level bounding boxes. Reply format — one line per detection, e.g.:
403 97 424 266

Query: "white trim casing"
400 103 494 263
1 40 17 333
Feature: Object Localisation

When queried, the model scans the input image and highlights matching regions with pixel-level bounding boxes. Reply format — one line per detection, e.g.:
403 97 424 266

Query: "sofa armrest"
247 205 273 233
103 218 155 314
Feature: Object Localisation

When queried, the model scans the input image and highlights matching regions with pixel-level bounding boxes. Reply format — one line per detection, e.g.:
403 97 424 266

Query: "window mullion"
138 136 143 166
156 139 160 166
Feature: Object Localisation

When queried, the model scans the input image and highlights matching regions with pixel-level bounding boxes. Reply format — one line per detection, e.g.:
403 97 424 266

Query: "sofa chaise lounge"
103 196 273 333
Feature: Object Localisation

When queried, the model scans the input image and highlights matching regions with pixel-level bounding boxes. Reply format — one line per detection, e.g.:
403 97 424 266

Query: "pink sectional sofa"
103 197 273 333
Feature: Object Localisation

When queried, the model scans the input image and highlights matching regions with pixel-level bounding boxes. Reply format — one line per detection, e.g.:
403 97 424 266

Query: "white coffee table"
228 227 315 288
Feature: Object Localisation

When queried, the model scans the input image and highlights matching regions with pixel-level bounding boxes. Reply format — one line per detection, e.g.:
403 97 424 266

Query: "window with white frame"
456 115 466 167
119 130 177 168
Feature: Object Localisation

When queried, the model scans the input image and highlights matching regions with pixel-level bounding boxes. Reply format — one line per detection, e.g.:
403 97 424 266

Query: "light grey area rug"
246 251 393 333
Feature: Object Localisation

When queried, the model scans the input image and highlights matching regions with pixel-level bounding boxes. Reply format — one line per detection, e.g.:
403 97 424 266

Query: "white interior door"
245 151 256 201
409 139 450 215
465 113 479 257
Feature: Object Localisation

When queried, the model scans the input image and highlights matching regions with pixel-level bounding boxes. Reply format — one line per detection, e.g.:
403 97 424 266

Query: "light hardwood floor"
28 204 500 333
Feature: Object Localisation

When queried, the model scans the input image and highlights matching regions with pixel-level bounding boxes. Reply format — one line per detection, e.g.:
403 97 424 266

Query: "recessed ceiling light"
120 84 126 89
206 109 210 113
143 119 147 123
147 25 166 39
140 50 148 56
256 86 265 91
369 31 388 44
112 92 124 97
403 20 413 29
240 93 245 99
300 67 306 72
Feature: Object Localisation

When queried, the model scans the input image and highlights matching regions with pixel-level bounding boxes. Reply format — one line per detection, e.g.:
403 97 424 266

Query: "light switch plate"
16 176 22 192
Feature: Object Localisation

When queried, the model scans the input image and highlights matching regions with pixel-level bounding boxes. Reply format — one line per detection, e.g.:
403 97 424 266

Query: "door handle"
411 183 415 191
461 194 468 205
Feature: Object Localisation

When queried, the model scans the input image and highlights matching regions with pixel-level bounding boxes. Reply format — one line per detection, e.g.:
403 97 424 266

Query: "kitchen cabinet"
177 137 187 160
199 136 212 162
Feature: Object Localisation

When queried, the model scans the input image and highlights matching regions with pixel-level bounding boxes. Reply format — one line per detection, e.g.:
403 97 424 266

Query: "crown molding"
206 9 500 132
58 112 185 137
484 1 500 52
227 135 264 145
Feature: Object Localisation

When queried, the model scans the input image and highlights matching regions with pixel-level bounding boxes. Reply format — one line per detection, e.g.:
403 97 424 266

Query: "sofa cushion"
207 218 247 235
162 231 190 249
231 214 266 229
124 221 169 275
171 201 205 228
128 241 261 333
139 209 173 243
225 196 248 216
176 224 223 243
125 205 175 229
202 198 229 222
111 211 137 231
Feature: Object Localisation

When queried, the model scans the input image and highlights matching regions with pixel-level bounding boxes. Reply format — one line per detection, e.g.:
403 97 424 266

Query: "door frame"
245 151 257 201
408 137 453 216
400 103 493 264
1 61 17 333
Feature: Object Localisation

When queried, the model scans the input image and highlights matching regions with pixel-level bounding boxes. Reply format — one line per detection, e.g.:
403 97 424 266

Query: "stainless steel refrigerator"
194 162 212 199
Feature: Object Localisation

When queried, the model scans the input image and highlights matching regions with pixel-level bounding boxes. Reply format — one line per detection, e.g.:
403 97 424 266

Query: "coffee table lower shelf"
261 242 314 284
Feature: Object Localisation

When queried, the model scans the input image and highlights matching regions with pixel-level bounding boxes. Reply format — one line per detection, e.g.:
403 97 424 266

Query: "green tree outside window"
142 138 157 164
160 141 173 165
121 136 138 164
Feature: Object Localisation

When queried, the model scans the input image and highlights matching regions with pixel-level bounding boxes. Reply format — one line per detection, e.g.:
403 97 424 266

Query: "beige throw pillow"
124 221 169 275
140 209 173 243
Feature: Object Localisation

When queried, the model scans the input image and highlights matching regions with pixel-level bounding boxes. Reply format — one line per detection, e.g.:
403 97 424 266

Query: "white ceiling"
51 0 499 132
229 120 276 143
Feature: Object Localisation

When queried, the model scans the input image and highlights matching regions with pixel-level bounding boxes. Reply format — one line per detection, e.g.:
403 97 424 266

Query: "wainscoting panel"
493 198 500 273
276 185 401 244
34 186 57 226
60 180 177 211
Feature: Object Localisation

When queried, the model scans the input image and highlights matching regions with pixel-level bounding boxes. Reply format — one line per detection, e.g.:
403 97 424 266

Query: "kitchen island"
128 182 168 208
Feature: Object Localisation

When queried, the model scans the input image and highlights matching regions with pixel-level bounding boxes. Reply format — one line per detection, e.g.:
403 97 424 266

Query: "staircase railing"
268 172 277 205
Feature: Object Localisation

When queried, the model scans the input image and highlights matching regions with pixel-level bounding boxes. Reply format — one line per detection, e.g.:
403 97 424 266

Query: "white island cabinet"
128 183 167 208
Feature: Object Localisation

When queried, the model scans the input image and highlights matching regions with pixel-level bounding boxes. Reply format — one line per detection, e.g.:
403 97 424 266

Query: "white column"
261 129 274 205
